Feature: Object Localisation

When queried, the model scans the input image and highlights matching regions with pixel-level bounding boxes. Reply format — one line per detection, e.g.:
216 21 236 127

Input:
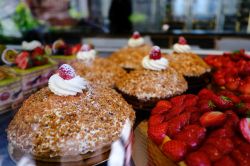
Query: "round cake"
108 31 151 71
7 64 135 163
115 46 188 110
71 44 126 88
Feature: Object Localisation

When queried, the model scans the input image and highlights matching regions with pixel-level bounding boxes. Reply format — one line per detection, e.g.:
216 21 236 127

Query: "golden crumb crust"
115 68 188 101
169 53 211 77
7 84 135 158
108 45 151 70
71 57 126 88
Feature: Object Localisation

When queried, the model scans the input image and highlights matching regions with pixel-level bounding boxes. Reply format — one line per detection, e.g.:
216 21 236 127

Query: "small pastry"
7 64 135 163
108 31 151 71
71 44 126 88
116 46 187 110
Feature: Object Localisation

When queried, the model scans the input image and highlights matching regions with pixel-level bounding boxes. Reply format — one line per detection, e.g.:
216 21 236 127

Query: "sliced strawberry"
155 100 172 109
212 95 234 109
151 106 171 115
200 111 226 127
239 118 250 143
149 46 161 60
132 31 141 39
162 140 187 162
197 99 215 113
214 155 236 166
185 151 211 166
148 122 168 145
200 144 223 161
148 114 165 127
178 36 187 45
206 137 234 155
58 64 76 80
174 124 206 149
167 112 190 137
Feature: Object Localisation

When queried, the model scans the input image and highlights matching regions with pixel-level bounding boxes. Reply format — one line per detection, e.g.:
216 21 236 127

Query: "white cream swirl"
48 74 88 96
76 49 96 61
142 55 169 71
128 37 145 48
22 40 42 50
173 43 191 53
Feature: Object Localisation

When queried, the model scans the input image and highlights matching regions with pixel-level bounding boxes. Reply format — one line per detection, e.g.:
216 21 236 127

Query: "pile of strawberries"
15 47 48 69
204 49 250 94
148 88 250 166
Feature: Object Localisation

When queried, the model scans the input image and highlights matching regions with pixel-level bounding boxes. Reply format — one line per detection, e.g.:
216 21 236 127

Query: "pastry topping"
239 118 250 143
128 31 145 47
49 64 88 96
15 51 31 69
76 44 96 61
142 46 169 71
22 40 42 50
173 36 191 53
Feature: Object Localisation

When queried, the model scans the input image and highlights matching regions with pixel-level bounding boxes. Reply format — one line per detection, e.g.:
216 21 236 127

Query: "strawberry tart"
108 31 151 72
116 46 187 110
147 88 250 166
169 36 211 93
7 64 135 164
71 44 126 88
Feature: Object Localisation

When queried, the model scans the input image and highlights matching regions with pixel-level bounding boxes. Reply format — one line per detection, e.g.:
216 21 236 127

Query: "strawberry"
178 36 187 45
206 137 234 155
238 81 250 94
32 47 44 57
198 89 215 100
197 99 215 112
190 112 203 124
214 156 236 166
211 95 234 109
148 122 168 145
15 51 32 69
185 106 199 113
231 149 250 166
200 144 222 161
235 102 250 115
238 142 250 158
32 55 48 66
70 44 81 54
200 111 226 127
164 105 185 121
170 95 186 105
148 114 165 127
239 118 250 143
155 100 172 110
167 112 190 137
183 94 198 107
149 46 161 60
239 94 250 103
218 90 241 104
225 77 240 91
58 64 76 80
223 110 240 130
151 105 171 115
209 128 234 138
162 140 187 162
185 151 211 166
174 124 206 149
132 31 141 39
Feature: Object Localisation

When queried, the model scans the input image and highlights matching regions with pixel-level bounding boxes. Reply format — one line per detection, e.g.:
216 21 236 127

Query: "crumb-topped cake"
71 44 126 88
7 64 135 162
116 46 187 110
108 31 151 71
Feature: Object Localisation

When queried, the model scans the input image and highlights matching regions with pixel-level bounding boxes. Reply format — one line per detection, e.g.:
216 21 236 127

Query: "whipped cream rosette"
76 44 96 62
173 36 191 53
128 31 145 48
22 40 42 51
49 64 88 96
142 46 169 71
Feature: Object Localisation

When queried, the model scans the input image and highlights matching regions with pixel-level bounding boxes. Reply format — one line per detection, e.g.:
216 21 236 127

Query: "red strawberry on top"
15 51 31 69
148 122 168 145
162 140 187 162
132 31 141 39
178 36 187 45
214 155 236 166
32 47 44 56
239 118 250 143
81 44 91 52
58 64 76 80
149 46 161 60
199 111 226 127
186 151 211 166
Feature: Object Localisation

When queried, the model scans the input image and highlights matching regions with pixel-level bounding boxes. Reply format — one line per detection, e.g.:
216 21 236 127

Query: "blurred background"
0 0 250 50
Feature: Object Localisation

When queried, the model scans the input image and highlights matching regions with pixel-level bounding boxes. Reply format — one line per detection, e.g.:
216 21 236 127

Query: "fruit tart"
146 88 250 166
169 36 211 93
48 39 81 65
7 64 135 164
3 40 57 97
108 31 151 72
0 66 23 113
71 44 126 88
116 46 187 110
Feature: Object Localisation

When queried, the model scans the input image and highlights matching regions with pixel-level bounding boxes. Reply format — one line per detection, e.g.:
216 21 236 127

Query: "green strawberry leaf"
221 96 232 101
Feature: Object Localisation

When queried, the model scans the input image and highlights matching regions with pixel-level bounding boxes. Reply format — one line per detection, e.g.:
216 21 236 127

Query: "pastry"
169 36 211 93
116 46 187 110
71 44 126 88
7 64 135 163
108 31 151 71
